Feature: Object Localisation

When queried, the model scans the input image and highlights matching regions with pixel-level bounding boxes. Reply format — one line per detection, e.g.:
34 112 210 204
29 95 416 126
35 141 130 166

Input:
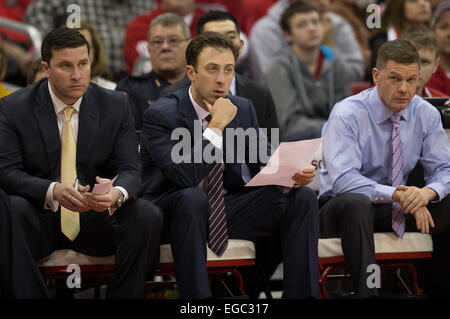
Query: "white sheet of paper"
91 175 118 195
245 138 322 187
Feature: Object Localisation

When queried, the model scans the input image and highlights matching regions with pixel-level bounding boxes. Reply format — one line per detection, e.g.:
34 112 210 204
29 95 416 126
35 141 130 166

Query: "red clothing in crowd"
195 0 276 35
423 86 448 98
427 65 450 96
0 0 33 43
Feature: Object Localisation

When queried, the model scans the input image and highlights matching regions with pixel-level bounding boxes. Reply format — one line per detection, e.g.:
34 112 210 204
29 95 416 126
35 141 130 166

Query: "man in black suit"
0 27 162 298
141 31 320 299
159 11 279 143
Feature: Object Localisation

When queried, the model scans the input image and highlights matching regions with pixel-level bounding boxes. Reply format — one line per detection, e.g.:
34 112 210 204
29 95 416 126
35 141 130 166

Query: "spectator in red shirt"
124 0 204 74
428 0 450 96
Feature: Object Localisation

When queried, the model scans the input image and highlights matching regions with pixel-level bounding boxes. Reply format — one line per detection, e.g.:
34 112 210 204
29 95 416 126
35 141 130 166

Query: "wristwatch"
113 189 126 208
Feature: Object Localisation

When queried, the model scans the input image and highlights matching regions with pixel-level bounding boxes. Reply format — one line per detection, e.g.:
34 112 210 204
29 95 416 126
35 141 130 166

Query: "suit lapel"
34 82 61 175
77 89 100 167
177 88 199 143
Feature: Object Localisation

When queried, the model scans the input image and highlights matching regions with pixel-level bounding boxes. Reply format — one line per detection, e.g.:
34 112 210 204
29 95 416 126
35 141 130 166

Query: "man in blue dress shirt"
319 39 450 298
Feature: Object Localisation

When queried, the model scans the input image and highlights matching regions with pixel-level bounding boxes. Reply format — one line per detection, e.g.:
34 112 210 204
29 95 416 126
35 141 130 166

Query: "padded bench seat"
38 239 256 267
37 239 256 298
319 232 433 259
318 232 433 298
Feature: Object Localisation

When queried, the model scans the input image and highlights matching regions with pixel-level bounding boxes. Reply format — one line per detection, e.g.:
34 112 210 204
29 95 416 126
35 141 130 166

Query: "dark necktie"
391 113 405 237
204 114 228 256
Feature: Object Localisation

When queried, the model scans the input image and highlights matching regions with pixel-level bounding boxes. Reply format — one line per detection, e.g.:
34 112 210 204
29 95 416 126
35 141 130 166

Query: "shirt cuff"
203 128 223 150
426 183 445 203
108 186 129 216
373 184 396 203
44 182 59 212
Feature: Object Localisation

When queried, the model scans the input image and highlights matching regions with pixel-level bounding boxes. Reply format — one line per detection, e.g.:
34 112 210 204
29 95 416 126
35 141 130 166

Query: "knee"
9 195 36 226
292 186 319 213
336 193 373 222
294 186 318 203
173 187 209 220
133 198 163 231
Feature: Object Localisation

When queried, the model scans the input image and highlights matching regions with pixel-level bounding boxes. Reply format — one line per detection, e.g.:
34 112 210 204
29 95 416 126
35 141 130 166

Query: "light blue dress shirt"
320 87 450 203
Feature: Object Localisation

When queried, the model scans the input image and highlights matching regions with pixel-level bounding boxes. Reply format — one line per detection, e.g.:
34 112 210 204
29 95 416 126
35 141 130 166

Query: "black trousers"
155 185 320 299
319 193 450 298
0 191 163 299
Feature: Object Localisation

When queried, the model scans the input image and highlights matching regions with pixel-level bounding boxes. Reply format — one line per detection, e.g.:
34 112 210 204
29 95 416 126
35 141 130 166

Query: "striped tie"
391 113 405 237
204 115 228 256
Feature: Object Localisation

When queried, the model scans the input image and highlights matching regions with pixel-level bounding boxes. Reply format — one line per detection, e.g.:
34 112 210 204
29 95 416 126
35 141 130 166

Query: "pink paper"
92 175 118 195
245 138 322 187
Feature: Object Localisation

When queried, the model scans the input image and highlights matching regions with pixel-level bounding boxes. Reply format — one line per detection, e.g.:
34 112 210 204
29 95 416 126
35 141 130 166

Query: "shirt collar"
370 86 408 124
230 74 236 96
48 82 82 115
188 85 210 121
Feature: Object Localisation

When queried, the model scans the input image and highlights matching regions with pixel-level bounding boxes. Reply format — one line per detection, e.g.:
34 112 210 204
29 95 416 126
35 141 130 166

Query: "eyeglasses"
149 37 188 48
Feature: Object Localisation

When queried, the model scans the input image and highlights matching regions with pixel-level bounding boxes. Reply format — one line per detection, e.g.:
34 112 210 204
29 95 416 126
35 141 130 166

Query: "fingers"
413 208 434 234
84 192 113 212
95 176 110 184
78 184 90 193
399 187 427 214
302 165 316 174
61 192 89 212
203 99 213 113
292 171 315 186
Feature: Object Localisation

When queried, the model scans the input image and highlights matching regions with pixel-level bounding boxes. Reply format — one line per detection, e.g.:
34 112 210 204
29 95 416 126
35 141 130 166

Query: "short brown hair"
400 26 440 58
280 1 320 33
186 31 239 70
376 39 420 69
149 12 190 40
41 27 90 64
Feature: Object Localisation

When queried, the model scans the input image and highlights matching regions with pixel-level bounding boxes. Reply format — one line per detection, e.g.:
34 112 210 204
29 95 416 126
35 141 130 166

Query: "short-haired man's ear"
186 65 195 81
41 61 50 76
238 38 244 55
372 68 379 86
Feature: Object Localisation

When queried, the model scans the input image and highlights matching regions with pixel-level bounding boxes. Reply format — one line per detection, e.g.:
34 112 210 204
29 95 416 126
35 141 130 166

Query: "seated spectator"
265 1 351 141
25 58 46 85
124 0 204 74
428 0 450 95
0 45 12 98
117 13 190 130
75 22 116 90
249 0 365 84
160 10 280 144
401 26 448 97
369 0 432 80
24 0 156 81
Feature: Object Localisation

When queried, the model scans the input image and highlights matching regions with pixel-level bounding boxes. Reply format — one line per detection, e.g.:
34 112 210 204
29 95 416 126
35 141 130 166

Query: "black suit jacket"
159 73 279 135
0 79 141 209
141 88 271 202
